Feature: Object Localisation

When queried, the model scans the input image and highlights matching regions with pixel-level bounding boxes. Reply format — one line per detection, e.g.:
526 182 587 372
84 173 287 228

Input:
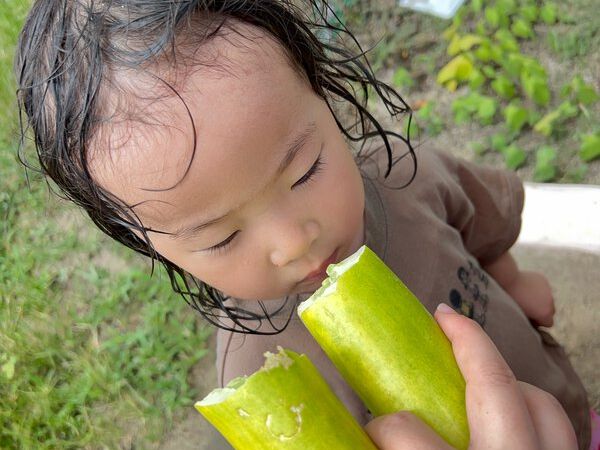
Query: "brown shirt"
215 146 590 448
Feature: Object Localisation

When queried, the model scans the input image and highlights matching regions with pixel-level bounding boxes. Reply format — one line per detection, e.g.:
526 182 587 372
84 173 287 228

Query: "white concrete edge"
398 0 466 19
517 182 600 255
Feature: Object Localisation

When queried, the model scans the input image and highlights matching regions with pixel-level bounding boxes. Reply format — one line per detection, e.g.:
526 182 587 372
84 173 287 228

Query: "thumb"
365 412 455 450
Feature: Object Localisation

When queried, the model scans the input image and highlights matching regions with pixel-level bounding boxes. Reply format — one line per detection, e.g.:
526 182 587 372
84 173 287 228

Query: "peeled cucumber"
298 245 469 449
195 348 378 449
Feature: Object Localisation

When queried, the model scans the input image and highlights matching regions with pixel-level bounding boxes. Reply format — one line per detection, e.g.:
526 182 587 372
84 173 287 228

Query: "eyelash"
291 155 324 189
205 155 325 255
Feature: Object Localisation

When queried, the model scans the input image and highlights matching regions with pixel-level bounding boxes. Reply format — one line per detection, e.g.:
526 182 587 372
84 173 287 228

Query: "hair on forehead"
16 0 414 334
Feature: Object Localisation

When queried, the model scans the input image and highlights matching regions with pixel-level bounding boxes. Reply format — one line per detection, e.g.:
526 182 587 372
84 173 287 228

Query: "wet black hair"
15 0 415 334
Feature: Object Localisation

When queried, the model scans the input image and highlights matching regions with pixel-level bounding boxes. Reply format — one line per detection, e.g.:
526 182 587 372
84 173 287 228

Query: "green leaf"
533 146 558 182
540 3 557 24
471 141 488 155
452 94 479 124
511 18 534 39
576 85 598 105
490 133 508 152
503 102 529 135
443 22 459 41
485 6 500 29
452 93 497 126
556 101 579 119
565 164 588 183
488 44 504 64
491 75 516 99
416 102 444 136
496 0 517 16
494 29 520 53
392 67 415 89
474 42 493 62
469 69 486 90
476 96 498 125
532 111 558 136
561 75 599 105
503 145 527 170
475 20 488 36
519 5 539 22
448 34 484 56
520 56 546 77
501 53 524 78
579 133 600 162
522 73 551 106
453 109 471 125
533 101 579 136
471 0 484 13
437 54 474 88
482 65 496 78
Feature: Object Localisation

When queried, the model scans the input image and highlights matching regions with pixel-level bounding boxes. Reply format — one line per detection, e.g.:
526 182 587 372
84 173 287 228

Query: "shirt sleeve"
434 150 525 266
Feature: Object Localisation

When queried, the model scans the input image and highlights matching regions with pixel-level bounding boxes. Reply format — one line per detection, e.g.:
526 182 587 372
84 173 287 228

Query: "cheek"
321 155 364 226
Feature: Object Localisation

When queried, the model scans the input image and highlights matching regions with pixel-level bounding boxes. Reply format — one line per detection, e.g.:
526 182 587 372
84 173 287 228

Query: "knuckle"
453 313 483 334
478 362 516 387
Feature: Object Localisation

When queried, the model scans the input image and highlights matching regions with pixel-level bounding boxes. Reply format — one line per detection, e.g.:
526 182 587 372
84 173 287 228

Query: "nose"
269 218 319 267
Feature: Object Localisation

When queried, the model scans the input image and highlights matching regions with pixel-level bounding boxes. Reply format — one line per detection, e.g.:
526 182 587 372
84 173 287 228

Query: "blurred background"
1 0 598 448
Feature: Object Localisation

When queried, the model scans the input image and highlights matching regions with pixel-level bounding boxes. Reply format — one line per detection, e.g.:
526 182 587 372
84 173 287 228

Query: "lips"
301 248 338 283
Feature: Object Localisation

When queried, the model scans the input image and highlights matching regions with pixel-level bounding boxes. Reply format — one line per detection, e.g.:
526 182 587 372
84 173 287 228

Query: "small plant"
533 102 579 137
579 132 600 163
414 101 444 136
503 101 530 136
539 3 558 25
533 146 558 181
471 141 488 156
437 54 474 92
561 75 599 106
452 92 498 125
490 132 509 152
502 144 527 170
392 67 415 90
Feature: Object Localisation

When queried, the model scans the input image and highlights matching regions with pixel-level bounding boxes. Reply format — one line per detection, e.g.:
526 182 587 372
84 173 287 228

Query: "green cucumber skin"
196 351 378 450
300 246 469 450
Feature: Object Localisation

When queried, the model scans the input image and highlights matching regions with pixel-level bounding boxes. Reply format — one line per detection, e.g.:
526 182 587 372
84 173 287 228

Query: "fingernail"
436 303 456 314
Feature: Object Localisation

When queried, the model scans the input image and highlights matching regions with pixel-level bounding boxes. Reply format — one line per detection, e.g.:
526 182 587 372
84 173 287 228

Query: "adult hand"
364 304 577 450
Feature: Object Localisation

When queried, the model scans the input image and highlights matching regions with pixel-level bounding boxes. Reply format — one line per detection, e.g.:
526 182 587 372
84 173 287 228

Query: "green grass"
1 3 212 449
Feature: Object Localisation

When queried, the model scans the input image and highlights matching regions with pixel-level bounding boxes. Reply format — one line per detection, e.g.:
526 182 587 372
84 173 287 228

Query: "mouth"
300 248 339 284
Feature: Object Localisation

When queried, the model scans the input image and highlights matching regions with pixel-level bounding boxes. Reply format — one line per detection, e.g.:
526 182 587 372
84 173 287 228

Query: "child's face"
92 32 365 301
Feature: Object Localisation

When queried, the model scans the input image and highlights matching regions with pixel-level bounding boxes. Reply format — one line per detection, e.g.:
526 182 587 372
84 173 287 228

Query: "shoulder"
359 141 462 191
360 142 464 218
361 141 521 204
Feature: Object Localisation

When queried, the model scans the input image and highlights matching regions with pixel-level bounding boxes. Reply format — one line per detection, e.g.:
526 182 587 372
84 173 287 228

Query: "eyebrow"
171 121 317 241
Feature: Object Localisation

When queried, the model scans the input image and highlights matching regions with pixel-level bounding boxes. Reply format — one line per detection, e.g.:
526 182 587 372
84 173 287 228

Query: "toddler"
15 0 591 447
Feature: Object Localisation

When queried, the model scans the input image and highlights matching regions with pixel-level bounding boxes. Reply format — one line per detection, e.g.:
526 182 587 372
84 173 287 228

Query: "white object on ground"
518 183 600 254
398 0 466 19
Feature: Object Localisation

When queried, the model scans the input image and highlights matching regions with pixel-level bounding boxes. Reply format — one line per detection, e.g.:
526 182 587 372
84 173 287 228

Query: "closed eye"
292 152 324 189
205 230 239 255
201 149 324 255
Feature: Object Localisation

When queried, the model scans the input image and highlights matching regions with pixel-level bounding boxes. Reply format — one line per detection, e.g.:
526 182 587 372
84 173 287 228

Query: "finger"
434 306 538 449
519 382 578 450
365 412 454 450
532 315 554 328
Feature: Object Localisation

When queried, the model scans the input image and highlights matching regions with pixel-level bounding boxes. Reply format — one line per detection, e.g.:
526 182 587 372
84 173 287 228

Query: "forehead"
91 29 314 229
